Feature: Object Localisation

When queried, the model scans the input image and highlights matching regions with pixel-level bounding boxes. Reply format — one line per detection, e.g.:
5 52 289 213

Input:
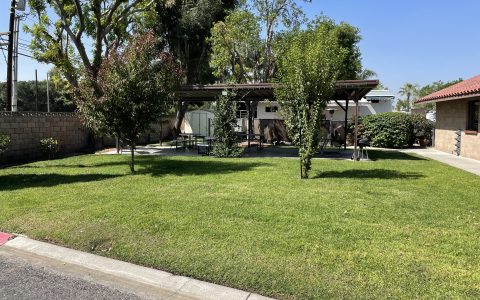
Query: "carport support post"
344 99 349 150
246 100 251 147
353 98 359 161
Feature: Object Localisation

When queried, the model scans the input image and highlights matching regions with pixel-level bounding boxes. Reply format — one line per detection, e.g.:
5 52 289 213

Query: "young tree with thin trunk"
275 23 346 178
77 33 180 173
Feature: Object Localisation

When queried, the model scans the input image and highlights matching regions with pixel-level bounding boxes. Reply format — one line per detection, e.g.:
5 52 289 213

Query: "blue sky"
1 0 479 98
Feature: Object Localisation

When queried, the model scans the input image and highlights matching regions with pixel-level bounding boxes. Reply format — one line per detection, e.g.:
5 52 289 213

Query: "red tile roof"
416 75 480 103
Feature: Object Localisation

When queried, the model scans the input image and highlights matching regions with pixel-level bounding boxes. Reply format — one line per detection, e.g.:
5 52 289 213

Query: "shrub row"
355 112 435 149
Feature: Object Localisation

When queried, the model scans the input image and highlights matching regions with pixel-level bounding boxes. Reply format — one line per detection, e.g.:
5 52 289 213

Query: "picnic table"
198 136 215 155
178 133 205 149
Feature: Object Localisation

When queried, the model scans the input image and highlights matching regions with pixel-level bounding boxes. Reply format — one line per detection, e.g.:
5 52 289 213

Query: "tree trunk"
130 145 135 174
174 101 188 136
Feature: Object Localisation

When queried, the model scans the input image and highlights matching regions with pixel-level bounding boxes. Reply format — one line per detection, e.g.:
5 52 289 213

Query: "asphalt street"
0 251 147 300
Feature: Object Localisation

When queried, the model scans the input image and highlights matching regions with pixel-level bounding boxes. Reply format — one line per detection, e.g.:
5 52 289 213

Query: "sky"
1 0 479 98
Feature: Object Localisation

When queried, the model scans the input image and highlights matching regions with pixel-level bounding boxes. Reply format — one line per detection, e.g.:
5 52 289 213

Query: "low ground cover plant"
40 137 60 160
0 133 11 161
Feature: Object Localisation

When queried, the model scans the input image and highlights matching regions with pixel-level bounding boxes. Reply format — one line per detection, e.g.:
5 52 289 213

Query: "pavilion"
176 80 379 158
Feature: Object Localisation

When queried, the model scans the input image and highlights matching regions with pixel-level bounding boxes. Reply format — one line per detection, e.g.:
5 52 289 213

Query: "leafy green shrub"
411 113 435 145
362 112 413 148
0 133 11 159
40 137 60 160
212 91 243 158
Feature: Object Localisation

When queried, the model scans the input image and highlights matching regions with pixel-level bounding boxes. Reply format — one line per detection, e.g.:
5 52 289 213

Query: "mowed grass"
1 151 479 299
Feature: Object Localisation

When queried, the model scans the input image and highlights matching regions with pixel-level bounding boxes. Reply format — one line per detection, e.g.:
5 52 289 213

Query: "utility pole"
12 16 20 112
35 69 39 111
46 72 50 112
6 0 16 112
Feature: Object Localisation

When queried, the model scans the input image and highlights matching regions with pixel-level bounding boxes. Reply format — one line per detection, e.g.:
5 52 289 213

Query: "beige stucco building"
416 75 480 160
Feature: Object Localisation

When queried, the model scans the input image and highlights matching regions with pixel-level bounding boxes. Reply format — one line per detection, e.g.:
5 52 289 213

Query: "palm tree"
399 83 419 111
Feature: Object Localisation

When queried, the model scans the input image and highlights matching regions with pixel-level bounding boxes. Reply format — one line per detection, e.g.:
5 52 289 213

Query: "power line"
0 47 34 58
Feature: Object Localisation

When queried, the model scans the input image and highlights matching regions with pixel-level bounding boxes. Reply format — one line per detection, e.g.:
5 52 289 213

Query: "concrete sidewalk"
1 235 274 300
402 148 480 176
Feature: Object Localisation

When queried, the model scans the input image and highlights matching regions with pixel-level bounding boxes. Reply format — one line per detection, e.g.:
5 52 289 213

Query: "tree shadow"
0 173 122 191
368 150 427 161
137 158 268 177
313 169 424 180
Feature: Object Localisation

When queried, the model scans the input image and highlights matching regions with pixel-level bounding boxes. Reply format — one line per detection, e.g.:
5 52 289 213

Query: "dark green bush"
362 112 413 148
212 91 243 158
0 133 11 160
410 113 435 143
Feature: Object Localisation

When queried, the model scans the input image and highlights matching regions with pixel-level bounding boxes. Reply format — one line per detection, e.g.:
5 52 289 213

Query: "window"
265 106 278 113
467 100 479 131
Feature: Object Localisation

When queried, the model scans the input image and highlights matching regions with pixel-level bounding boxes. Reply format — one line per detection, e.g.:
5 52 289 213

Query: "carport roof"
176 80 379 102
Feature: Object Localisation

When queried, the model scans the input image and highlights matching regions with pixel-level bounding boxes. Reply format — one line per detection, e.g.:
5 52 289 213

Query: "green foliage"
39 137 60 159
0 80 74 112
415 79 463 110
25 0 156 87
359 113 435 148
275 22 346 178
77 33 180 173
362 112 414 148
209 9 262 83
212 91 243 157
0 133 11 158
156 0 236 84
411 113 435 142
398 83 419 111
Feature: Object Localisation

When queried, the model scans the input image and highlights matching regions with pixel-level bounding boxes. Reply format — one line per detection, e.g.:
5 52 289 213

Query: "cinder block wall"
435 99 480 160
0 112 89 162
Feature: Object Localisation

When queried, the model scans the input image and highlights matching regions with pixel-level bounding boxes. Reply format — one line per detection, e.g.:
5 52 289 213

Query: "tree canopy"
77 32 180 173
275 22 346 178
25 0 156 88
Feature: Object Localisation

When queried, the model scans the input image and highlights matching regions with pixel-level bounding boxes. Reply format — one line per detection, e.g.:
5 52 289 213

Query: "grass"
1 151 479 299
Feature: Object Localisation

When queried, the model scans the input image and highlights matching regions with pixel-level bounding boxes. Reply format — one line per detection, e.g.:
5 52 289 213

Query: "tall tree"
251 0 306 82
275 22 346 178
25 0 155 89
77 33 180 173
399 83 419 111
155 0 237 134
209 9 262 83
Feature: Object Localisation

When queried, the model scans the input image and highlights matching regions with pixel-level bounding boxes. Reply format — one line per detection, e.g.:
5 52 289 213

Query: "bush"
411 113 435 146
212 91 243 158
362 112 413 148
0 133 11 159
40 137 60 160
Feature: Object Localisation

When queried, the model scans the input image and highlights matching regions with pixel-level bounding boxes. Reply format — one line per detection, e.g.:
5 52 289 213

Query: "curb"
1 235 274 300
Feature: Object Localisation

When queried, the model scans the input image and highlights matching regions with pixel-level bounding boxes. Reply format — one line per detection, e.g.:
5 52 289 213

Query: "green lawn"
1 151 479 299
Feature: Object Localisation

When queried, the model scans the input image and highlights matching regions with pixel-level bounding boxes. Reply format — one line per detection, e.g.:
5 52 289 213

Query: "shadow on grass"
0 173 122 191
138 158 267 177
313 169 424 179
368 150 426 161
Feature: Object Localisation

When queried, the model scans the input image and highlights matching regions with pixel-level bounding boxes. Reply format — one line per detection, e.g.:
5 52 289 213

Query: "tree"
77 32 180 173
395 99 410 112
212 91 243 157
209 9 262 83
25 0 155 89
416 79 462 110
0 79 74 112
251 0 306 82
155 0 237 135
275 23 346 178
398 83 419 111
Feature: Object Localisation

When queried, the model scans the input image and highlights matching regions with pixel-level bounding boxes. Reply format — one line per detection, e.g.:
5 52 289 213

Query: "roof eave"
416 92 480 104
